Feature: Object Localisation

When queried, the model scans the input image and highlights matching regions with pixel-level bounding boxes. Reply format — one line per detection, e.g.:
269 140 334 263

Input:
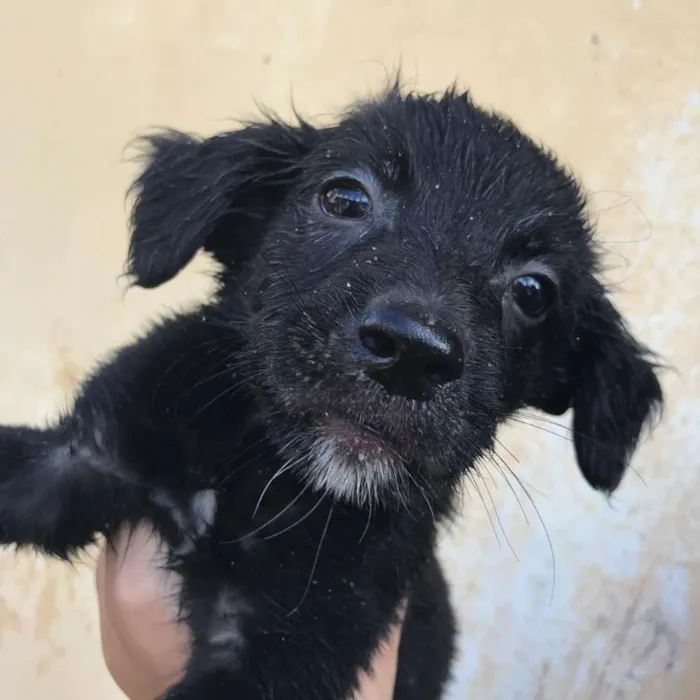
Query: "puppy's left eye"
319 180 371 219
510 274 557 320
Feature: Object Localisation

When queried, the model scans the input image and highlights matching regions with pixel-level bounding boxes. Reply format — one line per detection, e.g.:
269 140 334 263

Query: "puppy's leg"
0 309 239 560
0 411 144 559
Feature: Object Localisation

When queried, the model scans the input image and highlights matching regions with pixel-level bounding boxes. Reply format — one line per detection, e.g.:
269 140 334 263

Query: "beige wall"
0 1 698 698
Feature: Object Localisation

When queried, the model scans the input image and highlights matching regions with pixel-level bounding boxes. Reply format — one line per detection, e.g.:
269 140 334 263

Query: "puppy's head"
127 86 663 508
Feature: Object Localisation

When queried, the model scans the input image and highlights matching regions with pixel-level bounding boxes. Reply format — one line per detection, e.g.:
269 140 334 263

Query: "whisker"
358 500 374 544
485 452 529 525
475 463 519 562
494 437 519 466
285 502 335 618
508 417 574 445
215 434 275 487
511 413 646 486
262 493 326 541
152 334 241 401
192 356 262 390
402 467 436 526
490 448 557 604
464 471 501 548
252 450 309 518
221 484 309 544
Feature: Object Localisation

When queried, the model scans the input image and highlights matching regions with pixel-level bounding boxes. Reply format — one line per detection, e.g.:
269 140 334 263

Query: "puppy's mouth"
320 417 399 464
297 415 407 506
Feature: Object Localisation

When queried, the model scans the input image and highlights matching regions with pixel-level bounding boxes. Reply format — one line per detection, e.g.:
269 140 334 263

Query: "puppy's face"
127 88 663 509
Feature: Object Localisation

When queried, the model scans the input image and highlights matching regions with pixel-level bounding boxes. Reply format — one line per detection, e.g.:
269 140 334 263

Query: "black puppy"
0 85 663 699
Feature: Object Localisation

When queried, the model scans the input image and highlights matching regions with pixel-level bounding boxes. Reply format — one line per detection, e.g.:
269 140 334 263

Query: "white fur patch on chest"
152 488 218 555
207 586 251 665
190 488 218 535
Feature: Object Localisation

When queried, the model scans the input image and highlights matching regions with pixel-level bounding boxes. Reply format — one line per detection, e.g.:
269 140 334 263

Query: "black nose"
358 305 464 400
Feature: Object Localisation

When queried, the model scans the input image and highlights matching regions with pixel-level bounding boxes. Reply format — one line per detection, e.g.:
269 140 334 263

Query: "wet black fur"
0 85 663 699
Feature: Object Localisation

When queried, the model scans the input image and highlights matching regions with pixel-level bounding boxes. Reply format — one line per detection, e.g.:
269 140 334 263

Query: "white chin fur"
305 436 399 507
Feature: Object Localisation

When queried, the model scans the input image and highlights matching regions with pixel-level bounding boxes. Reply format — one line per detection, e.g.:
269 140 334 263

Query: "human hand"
96 523 404 700
96 524 190 700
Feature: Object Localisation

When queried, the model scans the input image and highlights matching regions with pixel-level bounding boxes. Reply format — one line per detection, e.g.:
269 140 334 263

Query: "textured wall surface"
0 1 698 698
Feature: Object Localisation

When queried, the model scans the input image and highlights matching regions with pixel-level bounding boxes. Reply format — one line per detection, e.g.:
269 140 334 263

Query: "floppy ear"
126 118 318 288
527 289 664 494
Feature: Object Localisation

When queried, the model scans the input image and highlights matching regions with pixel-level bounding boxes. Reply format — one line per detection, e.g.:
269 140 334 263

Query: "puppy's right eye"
319 180 371 219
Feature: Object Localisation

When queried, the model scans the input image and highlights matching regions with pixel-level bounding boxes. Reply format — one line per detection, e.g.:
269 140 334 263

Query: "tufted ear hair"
125 117 319 289
526 288 664 494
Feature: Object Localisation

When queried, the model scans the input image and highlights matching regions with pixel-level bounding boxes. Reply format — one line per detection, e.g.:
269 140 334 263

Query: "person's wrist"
96 525 190 699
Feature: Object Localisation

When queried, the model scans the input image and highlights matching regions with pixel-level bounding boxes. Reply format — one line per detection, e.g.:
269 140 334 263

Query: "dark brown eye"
319 180 371 219
510 274 557 319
